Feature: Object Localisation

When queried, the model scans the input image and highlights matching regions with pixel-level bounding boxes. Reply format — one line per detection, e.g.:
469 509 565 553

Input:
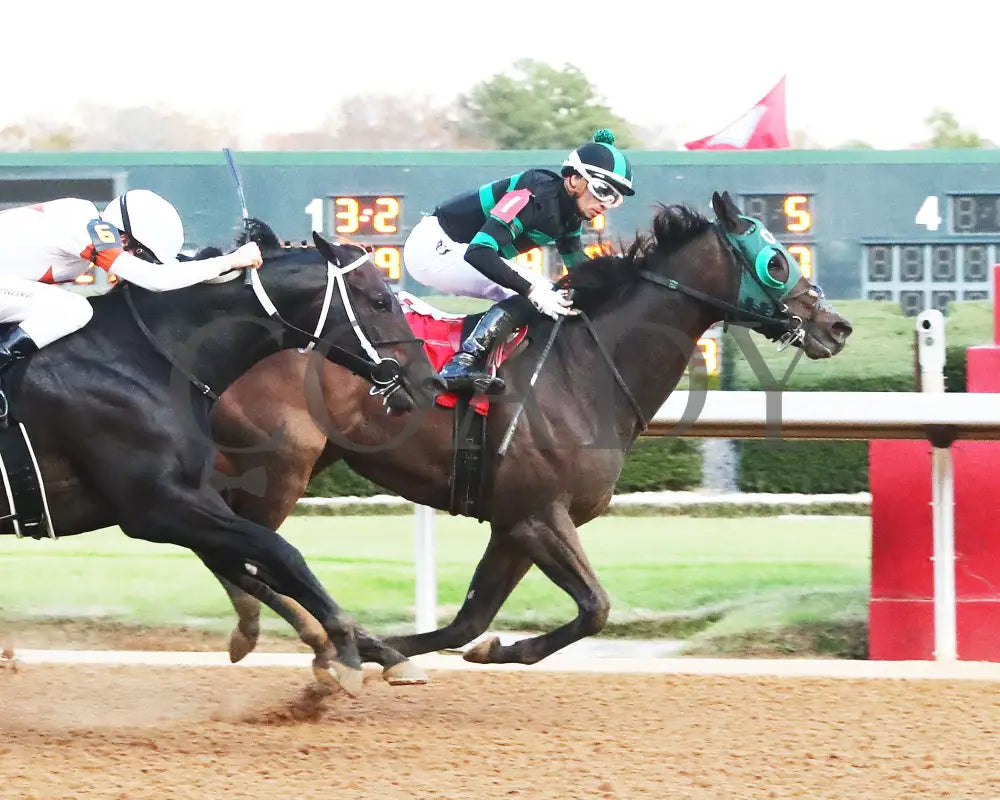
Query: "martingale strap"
578 312 648 433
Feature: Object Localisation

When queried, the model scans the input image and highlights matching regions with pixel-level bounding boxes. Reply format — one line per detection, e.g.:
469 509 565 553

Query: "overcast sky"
6 0 997 148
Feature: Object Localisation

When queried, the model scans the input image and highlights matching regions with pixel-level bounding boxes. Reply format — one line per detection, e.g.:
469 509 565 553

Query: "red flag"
684 77 790 150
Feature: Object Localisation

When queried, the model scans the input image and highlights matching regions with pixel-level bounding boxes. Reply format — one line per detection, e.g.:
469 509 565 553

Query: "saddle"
399 292 529 520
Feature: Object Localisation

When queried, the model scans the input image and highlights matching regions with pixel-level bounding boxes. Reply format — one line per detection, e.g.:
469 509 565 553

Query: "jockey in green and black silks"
402 129 635 395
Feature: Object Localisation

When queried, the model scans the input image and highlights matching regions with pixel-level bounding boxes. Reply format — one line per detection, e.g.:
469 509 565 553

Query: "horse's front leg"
385 530 533 657
462 505 610 665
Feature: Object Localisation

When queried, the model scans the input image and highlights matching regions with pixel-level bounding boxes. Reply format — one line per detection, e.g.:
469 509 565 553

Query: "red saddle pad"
399 292 527 416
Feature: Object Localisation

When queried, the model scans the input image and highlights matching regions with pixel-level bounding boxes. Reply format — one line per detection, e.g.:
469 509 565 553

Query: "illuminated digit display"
783 195 811 232
333 195 402 236
695 336 720 376
515 248 545 275
369 245 402 282
742 194 816 280
787 244 815 280
584 242 615 259
742 194 813 235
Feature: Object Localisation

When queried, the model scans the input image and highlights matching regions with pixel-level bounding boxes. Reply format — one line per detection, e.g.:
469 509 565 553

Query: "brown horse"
211 193 853 674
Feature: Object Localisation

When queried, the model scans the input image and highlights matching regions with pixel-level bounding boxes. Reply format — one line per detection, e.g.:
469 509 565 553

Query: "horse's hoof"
462 636 500 664
228 628 258 663
311 662 343 695
314 658 364 698
382 660 429 686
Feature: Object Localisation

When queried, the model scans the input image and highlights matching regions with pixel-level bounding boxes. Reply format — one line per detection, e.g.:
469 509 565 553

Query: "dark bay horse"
4 224 442 695
212 192 853 668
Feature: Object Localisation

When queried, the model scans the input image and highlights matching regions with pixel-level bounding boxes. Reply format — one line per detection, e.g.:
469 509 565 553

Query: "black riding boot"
0 326 38 426
438 303 517 395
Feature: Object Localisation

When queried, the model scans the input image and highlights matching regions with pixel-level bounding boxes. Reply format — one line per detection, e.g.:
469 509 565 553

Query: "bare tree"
0 119 78 151
71 105 240 150
263 93 485 150
0 105 240 151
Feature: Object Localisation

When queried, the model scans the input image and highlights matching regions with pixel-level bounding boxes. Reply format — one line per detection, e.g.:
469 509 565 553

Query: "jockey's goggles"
563 150 627 208
584 176 624 208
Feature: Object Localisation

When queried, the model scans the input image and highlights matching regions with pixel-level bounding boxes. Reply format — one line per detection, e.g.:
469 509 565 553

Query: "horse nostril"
833 320 853 341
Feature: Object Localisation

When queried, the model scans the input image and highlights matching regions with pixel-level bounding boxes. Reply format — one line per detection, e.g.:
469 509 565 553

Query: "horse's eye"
767 252 789 284
373 294 393 311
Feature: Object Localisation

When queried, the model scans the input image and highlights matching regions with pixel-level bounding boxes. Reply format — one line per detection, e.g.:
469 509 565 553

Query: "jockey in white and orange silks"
0 189 262 381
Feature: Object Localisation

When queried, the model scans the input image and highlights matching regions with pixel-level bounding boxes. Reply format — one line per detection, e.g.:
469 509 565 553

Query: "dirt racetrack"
3 661 1000 799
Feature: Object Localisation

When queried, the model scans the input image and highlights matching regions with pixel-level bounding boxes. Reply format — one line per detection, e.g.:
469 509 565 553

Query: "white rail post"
413 504 437 633
917 309 957 662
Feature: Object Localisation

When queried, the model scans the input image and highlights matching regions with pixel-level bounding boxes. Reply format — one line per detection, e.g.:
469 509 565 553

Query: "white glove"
227 242 263 270
528 283 577 319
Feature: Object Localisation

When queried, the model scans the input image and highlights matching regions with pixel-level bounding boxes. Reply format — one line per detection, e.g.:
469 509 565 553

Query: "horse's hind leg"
385 531 532 657
208 565 428 685
123 499 366 696
462 506 610 666
213 572 263 662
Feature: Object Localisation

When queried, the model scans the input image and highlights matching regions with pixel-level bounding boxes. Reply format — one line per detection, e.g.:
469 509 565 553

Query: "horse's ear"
722 191 743 217
311 231 339 264
712 190 750 234
711 191 737 229
711 192 726 220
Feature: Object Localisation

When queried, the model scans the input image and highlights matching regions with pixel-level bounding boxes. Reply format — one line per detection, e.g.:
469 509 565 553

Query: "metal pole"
930 446 957 661
917 309 957 661
413 504 437 633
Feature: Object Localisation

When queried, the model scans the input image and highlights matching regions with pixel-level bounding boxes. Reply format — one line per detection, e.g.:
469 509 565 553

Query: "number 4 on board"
915 195 942 231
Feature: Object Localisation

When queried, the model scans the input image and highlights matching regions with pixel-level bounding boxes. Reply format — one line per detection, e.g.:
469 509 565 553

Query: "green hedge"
614 437 702 493
733 345 969 493
307 461 388 498
738 440 869 493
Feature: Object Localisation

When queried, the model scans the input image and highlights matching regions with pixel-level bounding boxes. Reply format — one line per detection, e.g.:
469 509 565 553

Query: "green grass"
0 515 870 646
729 298 993 389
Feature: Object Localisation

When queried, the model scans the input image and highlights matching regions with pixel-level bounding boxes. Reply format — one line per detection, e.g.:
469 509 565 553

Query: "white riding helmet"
102 189 184 264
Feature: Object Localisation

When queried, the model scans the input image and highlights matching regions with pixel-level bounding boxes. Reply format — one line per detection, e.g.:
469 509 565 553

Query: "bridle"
124 247 424 404
637 224 825 350
575 222 827 434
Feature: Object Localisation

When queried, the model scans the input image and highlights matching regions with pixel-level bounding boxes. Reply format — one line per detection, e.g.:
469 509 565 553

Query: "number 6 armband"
87 219 123 257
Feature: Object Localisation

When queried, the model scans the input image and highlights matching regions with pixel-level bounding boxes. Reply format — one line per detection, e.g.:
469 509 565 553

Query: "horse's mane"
234 217 286 258
557 204 712 313
192 218 317 264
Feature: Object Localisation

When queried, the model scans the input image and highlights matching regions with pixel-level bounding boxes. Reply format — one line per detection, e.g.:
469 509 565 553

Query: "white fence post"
413 504 437 633
917 309 957 662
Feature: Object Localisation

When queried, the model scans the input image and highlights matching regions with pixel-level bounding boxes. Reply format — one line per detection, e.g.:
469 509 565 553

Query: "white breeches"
0 278 94 347
403 215 543 302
